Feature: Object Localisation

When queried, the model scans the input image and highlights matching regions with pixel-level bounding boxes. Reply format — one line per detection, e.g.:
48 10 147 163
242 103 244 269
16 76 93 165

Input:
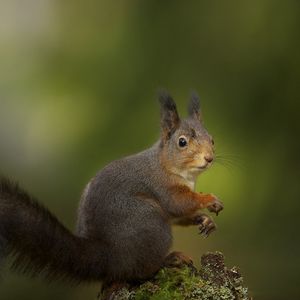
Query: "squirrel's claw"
207 198 224 215
195 214 217 238
199 222 216 238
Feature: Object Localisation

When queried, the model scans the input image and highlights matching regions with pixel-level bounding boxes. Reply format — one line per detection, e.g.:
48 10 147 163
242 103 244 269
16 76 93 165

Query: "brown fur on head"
159 91 215 181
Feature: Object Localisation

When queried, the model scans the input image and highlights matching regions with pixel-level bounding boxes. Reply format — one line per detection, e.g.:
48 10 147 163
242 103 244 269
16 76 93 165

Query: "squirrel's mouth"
197 162 209 170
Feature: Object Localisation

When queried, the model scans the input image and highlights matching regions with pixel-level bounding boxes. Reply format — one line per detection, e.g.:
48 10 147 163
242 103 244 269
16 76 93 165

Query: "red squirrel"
0 91 223 289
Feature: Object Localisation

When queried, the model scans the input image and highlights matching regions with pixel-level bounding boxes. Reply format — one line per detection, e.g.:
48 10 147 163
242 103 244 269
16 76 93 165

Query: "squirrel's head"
159 91 214 179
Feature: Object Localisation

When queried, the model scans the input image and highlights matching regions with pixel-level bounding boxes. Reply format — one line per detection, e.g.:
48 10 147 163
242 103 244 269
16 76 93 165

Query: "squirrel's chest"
178 171 197 191
187 181 196 191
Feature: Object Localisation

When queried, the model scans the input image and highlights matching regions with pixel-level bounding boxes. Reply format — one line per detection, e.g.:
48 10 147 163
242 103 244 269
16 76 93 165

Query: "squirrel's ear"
159 90 180 140
188 91 202 122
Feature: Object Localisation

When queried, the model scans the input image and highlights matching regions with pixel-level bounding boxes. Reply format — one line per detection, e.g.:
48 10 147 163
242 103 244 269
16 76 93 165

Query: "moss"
100 252 251 300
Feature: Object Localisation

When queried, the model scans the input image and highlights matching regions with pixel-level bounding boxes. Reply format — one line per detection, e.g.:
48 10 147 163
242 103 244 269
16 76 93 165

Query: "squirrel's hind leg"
104 198 172 282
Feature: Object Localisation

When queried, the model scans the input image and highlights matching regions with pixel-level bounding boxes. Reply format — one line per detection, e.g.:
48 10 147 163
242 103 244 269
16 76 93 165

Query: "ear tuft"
188 90 202 121
158 90 177 112
158 90 180 139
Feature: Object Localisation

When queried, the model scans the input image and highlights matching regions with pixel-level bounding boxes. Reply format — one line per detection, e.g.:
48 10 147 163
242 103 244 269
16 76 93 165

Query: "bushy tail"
0 177 106 283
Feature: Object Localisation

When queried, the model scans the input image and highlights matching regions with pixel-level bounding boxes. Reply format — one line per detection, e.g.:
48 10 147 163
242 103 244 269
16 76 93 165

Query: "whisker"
215 156 246 171
214 160 234 174
215 153 244 161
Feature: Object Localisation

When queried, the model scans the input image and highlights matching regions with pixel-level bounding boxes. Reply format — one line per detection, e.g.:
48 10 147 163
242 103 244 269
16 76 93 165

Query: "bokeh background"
0 1 299 299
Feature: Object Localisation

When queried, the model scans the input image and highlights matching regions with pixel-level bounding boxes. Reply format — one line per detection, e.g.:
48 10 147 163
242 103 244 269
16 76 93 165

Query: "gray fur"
77 146 173 280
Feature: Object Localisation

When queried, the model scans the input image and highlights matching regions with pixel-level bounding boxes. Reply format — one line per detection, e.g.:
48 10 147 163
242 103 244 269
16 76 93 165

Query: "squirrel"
0 91 223 291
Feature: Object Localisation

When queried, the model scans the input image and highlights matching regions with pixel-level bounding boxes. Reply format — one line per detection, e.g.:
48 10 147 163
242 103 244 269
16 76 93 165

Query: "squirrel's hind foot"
99 282 129 300
163 251 194 269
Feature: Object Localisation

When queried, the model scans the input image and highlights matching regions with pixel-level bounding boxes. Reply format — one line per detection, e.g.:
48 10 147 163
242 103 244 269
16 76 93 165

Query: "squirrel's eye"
211 139 215 145
178 137 188 148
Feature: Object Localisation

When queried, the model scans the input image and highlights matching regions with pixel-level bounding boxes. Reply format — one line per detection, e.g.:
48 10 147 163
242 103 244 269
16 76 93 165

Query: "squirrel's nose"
204 155 214 163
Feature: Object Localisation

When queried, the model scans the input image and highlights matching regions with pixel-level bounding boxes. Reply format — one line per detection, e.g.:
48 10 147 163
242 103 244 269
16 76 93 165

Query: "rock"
99 252 251 300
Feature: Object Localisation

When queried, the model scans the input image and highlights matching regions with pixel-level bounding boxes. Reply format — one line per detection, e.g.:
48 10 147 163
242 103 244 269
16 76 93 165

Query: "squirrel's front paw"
194 214 217 238
207 196 224 216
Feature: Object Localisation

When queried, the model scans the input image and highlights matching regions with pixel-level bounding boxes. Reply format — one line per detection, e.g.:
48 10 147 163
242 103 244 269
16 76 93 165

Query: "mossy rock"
100 252 251 300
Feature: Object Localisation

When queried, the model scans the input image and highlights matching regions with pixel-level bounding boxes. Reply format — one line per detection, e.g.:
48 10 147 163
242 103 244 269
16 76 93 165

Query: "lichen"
100 252 251 300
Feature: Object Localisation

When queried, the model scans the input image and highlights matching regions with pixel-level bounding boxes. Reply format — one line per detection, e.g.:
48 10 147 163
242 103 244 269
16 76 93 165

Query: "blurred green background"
0 0 299 299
